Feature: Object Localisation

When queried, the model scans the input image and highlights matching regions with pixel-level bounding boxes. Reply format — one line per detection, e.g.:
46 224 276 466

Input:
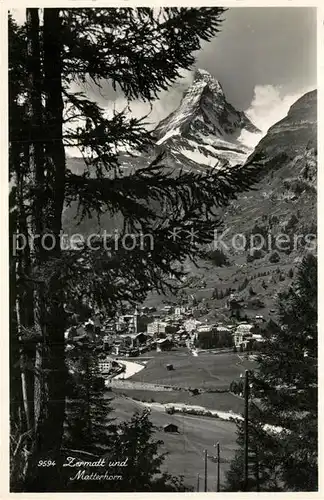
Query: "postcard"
1 2 320 497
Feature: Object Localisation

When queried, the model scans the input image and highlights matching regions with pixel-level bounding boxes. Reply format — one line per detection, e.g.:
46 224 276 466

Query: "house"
192 324 233 349
65 326 77 340
156 338 173 352
116 308 140 334
174 306 187 319
251 333 265 343
163 423 179 433
234 323 258 347
213 324 233 346
192 324 216 341
254 315 266 325
119 332 147 346
147 320 168 337
111 345 129 356
184 318 202 334
102 336 113 352
98 358 112 374
117 334 132 346
162 305 174 314
236 323 258 334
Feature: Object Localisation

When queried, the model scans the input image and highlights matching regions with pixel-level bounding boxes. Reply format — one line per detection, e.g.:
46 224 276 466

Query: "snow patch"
180 147 215 167
156 127 180 145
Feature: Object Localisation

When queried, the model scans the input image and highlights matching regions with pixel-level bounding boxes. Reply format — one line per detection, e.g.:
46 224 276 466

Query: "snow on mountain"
153 68 261 169
156 127 181 145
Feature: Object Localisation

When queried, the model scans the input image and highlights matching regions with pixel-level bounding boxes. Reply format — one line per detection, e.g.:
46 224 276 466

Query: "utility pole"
204 449 208 492
216 442 220 492
243 369 249 491
255 445 260 492
197 473 200 492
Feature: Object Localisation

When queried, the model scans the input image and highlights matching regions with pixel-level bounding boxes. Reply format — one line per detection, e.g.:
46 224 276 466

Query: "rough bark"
25 9 67 491
22 8 47 489
10 105 37 490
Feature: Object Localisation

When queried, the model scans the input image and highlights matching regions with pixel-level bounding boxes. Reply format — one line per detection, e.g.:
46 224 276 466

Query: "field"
106 351 258 490
131 351 257 390
112 388 244 414
110 394 238 491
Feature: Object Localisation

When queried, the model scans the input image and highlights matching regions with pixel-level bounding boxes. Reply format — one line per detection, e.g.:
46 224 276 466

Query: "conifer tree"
110 411 189 492
64 337 115 456
225 254 317 491
9 7 265 490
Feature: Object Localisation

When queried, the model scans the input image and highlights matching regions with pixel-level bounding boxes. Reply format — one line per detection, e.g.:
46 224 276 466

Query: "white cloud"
238 84 314 150
245 85 304 133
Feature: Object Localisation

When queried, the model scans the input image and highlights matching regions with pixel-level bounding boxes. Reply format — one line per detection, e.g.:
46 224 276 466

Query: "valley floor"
107 350 255 490
110 393 238 491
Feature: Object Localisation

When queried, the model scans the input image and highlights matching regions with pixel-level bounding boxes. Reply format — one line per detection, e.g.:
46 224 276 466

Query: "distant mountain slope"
247 89 317 166
222 89 317 237
164 89 317 319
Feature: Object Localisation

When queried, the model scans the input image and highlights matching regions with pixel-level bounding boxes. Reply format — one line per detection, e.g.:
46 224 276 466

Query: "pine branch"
60 8 227 100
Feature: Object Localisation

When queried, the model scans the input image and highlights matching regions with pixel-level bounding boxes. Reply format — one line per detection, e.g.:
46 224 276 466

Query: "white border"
0 2 322 499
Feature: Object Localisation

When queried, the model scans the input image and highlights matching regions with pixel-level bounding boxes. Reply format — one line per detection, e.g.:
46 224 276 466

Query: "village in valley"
65 293 266 375
63 287 272 487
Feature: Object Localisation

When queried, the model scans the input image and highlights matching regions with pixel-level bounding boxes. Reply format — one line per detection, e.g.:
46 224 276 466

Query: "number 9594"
37 460 56 467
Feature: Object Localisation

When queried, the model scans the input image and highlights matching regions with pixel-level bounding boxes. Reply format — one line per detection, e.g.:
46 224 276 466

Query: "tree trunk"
25 8 67 491
9 98 37 489
25 6 44 436
22 8 52 490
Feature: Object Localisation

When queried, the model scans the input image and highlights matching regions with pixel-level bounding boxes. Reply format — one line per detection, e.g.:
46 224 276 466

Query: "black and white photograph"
6 4 318 494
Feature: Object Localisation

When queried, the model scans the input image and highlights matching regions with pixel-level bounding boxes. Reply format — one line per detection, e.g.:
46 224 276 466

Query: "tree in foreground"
225 254 317 491
9 8 265 491
63 336 115 456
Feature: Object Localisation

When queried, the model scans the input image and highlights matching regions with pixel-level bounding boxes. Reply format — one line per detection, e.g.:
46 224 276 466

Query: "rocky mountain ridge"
153 68 261 169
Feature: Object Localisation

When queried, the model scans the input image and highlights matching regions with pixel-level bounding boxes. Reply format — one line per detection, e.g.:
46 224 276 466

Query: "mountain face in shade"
246 89 317 167
153 69 261 170
156 69 259 140
221 89 317 242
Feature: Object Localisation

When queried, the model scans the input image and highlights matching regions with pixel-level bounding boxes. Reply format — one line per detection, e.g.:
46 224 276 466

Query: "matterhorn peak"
194 68 211 78
154 69 260 169
193 68 224 95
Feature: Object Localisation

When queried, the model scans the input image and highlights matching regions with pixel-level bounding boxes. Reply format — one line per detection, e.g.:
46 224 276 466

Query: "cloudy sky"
11 6 317 151
77 7 316 137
